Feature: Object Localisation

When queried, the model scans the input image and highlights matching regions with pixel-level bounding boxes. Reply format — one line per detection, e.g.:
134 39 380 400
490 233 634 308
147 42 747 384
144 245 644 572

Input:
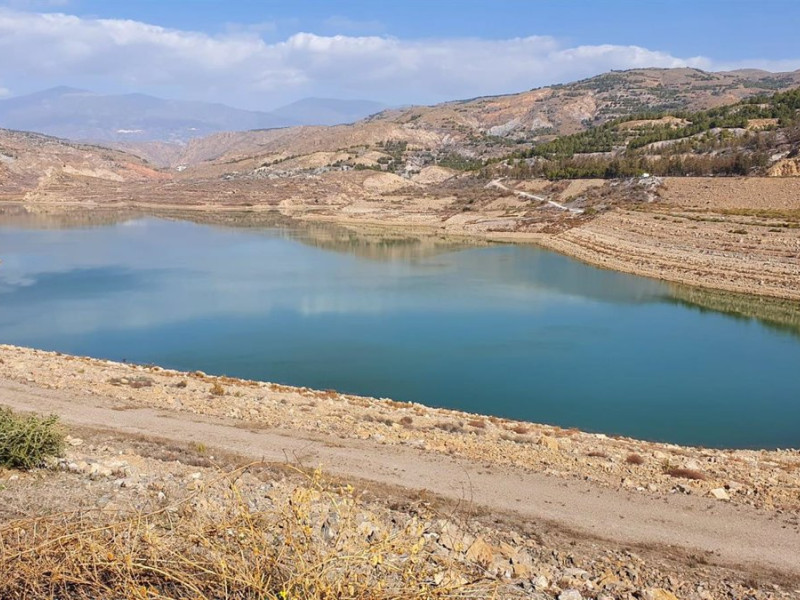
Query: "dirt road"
2 377 798 583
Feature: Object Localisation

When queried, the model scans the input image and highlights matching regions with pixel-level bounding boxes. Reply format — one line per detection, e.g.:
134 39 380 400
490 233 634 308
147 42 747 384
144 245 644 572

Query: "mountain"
149 67 800 170
271 98 388 126
10 67 799 171
0 88 390 144
0 87 297 142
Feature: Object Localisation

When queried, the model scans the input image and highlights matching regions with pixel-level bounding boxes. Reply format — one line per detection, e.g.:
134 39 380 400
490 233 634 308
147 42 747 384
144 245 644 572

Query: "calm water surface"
2 215 799 448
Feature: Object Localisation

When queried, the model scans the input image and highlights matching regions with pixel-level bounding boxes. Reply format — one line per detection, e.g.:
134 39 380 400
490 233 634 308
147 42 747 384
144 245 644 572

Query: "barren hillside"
0 128 165 200
111 68 800 171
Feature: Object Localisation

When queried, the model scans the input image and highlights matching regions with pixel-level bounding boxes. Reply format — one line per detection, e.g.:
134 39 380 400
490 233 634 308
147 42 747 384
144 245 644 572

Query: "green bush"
0 408 65 470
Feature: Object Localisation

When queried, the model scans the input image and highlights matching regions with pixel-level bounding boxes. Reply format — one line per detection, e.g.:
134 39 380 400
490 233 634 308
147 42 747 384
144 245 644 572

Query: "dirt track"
2 376 799 584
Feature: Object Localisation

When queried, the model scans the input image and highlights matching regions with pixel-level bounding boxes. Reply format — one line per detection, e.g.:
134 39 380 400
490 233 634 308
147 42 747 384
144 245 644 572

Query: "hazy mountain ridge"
0 89 387 143
271 98 388 127
4 67 800 173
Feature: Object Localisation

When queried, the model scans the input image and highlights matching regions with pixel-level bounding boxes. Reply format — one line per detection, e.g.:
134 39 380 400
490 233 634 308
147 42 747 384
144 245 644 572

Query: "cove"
1 214 799 449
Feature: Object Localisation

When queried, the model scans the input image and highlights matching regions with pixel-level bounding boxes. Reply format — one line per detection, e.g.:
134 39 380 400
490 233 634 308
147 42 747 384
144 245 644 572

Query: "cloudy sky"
0 0 798 110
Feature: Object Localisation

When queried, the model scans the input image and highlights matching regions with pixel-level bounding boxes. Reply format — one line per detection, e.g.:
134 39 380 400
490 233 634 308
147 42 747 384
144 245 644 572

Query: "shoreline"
2 343 799 514
2 342 800 595
4 195 800 302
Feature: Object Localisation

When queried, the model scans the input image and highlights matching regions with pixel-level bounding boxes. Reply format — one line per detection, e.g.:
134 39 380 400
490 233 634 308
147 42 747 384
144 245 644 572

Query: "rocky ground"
0 430 774 600
1 345 799 599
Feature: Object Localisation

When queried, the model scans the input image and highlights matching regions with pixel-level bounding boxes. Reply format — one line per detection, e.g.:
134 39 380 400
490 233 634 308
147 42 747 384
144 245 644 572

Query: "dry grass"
210 382 225 397
363 414 395 427
507 424 530 435
0 466 493 599
664 467 707 481
109 376 154 389
434 421 465 434
586 451 609 459
625 453 645 465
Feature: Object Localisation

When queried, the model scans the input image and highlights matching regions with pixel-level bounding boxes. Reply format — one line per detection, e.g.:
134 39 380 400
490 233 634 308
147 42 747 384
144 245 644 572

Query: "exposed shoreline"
5 174 800 302
2 343 798 512
2 343 800 597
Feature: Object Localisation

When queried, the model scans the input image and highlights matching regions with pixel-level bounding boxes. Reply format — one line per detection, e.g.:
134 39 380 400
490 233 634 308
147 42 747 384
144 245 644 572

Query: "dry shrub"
0 408 65 470
498 432 532 445
552 427 580 438
626 453 645 465
363 414 394 427
587 451 609 459
210 381 225 396
434 421 464 434
109 375 154 389
665 467 707 481
0 467 493 599
507 424 530 435
467 419 486 429
399 416 414 427
175 379 188 389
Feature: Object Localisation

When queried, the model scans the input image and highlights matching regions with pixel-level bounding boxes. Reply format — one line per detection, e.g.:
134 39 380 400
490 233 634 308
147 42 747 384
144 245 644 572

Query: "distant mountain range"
0 87 388 142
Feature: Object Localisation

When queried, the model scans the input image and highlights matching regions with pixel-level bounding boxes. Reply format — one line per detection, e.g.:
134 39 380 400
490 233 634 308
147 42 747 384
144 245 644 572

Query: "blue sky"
61 0 797 60
0 0 798 109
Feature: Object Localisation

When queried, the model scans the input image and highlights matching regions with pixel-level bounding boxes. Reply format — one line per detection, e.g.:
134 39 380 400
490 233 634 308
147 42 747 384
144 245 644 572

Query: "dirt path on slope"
2 378 798 583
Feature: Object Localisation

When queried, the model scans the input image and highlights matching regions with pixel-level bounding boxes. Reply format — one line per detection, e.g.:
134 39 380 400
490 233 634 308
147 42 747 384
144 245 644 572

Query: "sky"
0 0 798 110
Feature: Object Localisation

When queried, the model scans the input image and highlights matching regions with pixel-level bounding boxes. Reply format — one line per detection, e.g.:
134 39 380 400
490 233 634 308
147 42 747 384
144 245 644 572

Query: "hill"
0 127 164 199
494 87 800 179
124 67 800 172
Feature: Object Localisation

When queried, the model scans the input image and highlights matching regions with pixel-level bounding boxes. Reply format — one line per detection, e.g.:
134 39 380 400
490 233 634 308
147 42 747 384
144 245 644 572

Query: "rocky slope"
0 128 165 200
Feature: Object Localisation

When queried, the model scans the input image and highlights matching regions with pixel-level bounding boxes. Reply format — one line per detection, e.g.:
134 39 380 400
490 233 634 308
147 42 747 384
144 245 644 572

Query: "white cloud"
0 7 796 108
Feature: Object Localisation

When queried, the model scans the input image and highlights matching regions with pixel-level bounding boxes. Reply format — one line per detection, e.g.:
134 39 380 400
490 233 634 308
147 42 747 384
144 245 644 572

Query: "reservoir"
1 214 799 448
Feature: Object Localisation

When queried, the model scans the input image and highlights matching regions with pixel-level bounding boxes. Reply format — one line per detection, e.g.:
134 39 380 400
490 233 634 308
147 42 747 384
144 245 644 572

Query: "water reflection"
2 213 799 448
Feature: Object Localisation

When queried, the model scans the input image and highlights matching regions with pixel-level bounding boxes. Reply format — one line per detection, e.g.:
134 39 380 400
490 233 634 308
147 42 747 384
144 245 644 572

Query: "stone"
710 487 730 501
465 537 494 567
357 521 376 540
539 435 560 451
64 435 84 447
511 550 533 579
642 589 680 600
558 590 582 600
532 575 549 590
563 567 589 579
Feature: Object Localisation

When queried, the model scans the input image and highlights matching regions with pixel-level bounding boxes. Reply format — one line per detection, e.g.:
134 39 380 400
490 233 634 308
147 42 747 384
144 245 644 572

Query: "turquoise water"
1 216 799 448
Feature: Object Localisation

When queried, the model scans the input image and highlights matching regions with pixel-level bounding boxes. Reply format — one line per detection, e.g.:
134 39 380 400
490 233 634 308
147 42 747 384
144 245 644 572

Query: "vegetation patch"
625 453 646 465
665 467 707 481
0 408 65 470
108 375 154 389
